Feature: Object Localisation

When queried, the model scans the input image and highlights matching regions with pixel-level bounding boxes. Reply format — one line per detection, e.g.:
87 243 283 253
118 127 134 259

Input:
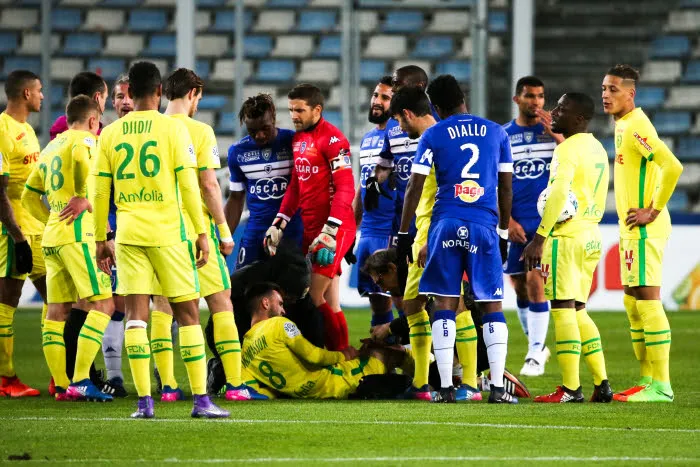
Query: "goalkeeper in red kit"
264 84 356 350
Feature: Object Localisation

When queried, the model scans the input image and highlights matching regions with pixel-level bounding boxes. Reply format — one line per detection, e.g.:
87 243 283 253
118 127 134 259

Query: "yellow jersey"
538 133 609 238
415 166 437 233
25 129 97 247
614 107 676 240
242 316 345 398
92 110 198 246
0 112 43 235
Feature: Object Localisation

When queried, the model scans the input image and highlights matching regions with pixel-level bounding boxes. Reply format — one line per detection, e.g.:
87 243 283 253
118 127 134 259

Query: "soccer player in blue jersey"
225 94 303 268
352 76 397 327
396 75 516 403
502 76 563 377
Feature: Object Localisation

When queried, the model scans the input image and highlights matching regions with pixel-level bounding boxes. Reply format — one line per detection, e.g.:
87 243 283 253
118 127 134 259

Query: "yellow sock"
212 311 242 387
455 311 478 388
637 300 671 384
179 325 207 395
42 319 70 389
576 308 607 385
125 327 151 397
552 308 581 390
150 310 177 389
624 294 652 380
74 310 110 381
40 303 48 330
408 310 432 388
0 303 16 377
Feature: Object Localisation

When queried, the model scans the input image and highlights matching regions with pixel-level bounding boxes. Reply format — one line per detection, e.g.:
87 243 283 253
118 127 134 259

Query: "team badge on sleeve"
331 148 351 172
188 144 196 164
283 322 301 338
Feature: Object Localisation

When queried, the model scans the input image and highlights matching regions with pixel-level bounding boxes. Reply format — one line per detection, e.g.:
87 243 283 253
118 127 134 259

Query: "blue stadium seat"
244 36 274 58
0 33 18 54
212 10 254 32
50 86 66 108
88 58 125 81
650 36 691 58
316 36 341 58
196 59 211 80
197 0 227 6
323 110 342 129
412 36 453 58
682 60 700 83
489 11 508 33
667 191 689 211
268 0 308 6
600 137 615 159
297 10 337 32
217 112 236 133
102 0 143 6
436 61 471 82
52 9 82 31
2 57 41 77
128 11 167 32
677 136 700 160
383 11 423 33
360 60 386 83
256 59 295 82
652 111 692 134
199 95 228 111
635 87 666 109
143 35 176 57
63 33 103 56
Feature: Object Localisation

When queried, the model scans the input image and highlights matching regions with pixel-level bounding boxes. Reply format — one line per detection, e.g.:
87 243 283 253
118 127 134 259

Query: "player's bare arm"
396 171 426 265
199 168 234 255
0 175 24 243
224 190 245 235
352 183 363 228
497 171 513 264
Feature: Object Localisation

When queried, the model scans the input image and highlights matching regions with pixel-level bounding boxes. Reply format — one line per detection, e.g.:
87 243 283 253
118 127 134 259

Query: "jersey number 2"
115 141 161 180
460 143 480 179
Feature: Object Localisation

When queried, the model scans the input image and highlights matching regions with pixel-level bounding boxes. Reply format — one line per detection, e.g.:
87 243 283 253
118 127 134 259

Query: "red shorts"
303 225 355 279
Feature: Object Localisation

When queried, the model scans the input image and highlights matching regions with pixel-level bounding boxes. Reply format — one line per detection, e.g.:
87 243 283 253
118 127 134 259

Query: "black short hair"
515 75 545 95
361 248 398 276
606 64 640 84
69 72 107 99
564 92 595 121
287 83 324 109
239 93 276 125
389 86 431 118
4 70 40 100
394 65 429 88
66 95 101 125
426 74 465 113
245 282 283 313
378 75 393 87
111 73 129 100
128 61 162 100
164 68 204 100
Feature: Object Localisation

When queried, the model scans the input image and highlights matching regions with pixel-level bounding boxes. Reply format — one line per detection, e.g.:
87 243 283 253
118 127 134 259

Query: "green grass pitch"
1 308 699 465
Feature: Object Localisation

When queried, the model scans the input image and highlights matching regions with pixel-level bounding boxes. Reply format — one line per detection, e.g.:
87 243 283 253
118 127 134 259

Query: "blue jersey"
412 113 513 227
502 120 555 222
228 129 300 232
359 126 394 236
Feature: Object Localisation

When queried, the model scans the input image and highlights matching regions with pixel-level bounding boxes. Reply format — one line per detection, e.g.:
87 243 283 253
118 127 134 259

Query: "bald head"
392 65 429 91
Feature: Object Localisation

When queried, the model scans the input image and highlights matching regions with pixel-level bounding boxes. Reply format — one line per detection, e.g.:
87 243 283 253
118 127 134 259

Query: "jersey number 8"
115 140 161 180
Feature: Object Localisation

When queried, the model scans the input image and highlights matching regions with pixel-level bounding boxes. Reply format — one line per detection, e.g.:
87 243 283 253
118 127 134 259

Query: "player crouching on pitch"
240 282 403 400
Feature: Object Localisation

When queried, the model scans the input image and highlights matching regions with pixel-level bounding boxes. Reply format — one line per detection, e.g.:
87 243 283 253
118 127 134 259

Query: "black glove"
13 240 33 275
396 231 413 265
396 262 409 297
363 176 392 212
344 238 357 265
500 237 508 266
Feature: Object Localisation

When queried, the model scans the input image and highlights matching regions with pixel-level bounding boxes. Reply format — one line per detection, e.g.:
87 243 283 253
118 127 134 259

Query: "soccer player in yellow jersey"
241 282 392 399
22 96 115 402
0 70 45 397
90 61 228 419
162 68 248 401
602 64 683 403
523 93 613 403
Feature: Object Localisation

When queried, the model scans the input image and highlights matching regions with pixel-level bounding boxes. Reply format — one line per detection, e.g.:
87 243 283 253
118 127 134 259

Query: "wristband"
106 231 116 241
217 223 232 241
496 227 508 240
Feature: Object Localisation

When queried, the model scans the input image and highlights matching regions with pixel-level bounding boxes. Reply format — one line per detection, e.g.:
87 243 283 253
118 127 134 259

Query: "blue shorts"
419 218 504 301
504 217 541 275
356 234 392 296
235 221 303 269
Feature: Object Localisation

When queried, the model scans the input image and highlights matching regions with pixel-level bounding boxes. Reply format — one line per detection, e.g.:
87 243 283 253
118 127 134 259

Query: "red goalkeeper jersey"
278 117 356 238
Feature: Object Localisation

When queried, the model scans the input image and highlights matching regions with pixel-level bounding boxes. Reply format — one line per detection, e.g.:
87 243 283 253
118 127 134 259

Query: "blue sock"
396 308 405 318
111 311 125 322
371 310 394 327
527 301 550 355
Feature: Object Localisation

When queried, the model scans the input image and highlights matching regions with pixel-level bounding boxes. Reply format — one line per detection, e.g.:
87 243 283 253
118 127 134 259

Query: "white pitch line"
1 416 699 434
7 456 700 464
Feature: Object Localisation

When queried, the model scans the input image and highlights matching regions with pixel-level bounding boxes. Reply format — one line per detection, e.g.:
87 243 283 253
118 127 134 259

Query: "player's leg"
369 294 393 329
523 268 550 368
150 292 180 400
509 273 529 334
357 235 394 326
322 226 356 349
42 303 72 400
102 269 127 397
455 304 479 399
310 272 341 349
205 291 245 399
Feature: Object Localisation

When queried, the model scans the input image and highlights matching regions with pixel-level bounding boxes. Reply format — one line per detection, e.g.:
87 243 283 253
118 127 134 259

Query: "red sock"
336 311 349 350
318 302 340 350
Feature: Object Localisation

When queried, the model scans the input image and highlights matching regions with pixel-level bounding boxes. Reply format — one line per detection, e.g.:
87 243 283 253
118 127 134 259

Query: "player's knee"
171 299 200 326
206 291 233 313
91 297 115 316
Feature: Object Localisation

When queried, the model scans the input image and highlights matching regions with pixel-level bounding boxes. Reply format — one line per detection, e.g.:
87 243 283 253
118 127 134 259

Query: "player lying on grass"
239 282 401 400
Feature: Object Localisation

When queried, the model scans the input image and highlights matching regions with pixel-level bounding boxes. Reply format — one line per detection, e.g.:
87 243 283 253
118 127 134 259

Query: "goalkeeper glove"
13 240 33 274
309 222 338 266
264 216 287 256
363 176 393 211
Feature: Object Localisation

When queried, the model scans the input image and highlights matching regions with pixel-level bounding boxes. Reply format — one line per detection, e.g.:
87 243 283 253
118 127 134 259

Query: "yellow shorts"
312 356 386 399
116 241 199 301
198 234 231 298
0 233 46 281
404 221 429 301
619 237 666 287
542 228 602 303
43 242 112 303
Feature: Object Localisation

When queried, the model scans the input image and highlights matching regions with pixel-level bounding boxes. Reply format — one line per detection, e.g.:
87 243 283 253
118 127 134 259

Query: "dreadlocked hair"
239 93 276 125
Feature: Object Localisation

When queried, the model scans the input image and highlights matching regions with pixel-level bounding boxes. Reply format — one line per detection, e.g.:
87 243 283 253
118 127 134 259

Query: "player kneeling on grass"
22 96 115 402
522 93 613 403
240 282 397 400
